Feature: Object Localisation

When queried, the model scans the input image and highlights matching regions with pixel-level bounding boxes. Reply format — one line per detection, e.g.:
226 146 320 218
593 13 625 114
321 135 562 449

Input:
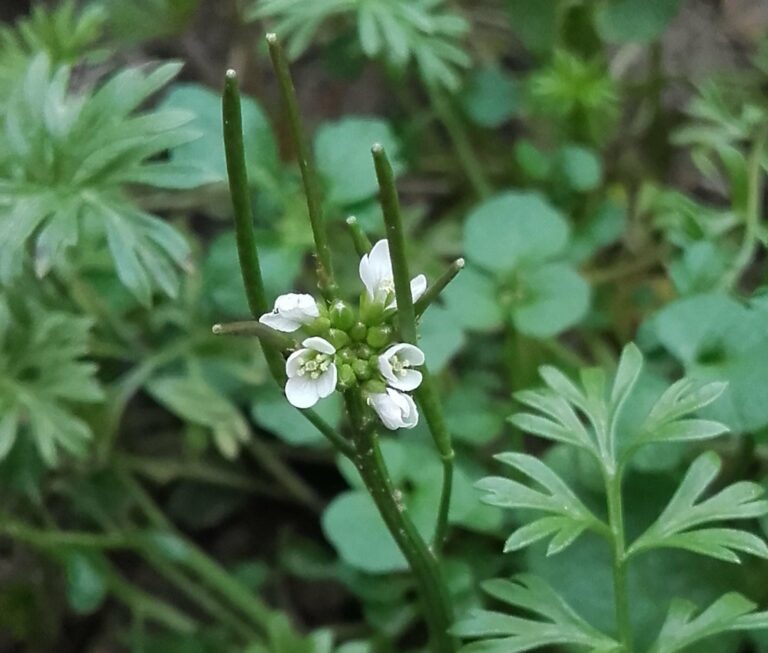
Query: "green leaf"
629 452 768 562
461 67 519 128
148 375 249 459
511 262 590 337
315 117 404 206
648 593 762 653
441 265 504 332
418 304 467 371
595 0 681 43
251 386 343 447
568 199 626 263
669 242 730 295
642 293 768 432
161 83 278 184
0 295 103 467
453 574 619 652
64 551 108 615
0 55 193 301
554 144 603 192
464 192 570 275
476 452 603 555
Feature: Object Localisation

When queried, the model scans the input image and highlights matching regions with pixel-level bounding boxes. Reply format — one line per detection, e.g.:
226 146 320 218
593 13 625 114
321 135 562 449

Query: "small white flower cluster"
259 240 427 430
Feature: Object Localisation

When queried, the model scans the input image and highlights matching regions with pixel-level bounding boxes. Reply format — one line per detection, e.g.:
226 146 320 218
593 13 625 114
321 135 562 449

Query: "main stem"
345 393 456 653
605 468 633 652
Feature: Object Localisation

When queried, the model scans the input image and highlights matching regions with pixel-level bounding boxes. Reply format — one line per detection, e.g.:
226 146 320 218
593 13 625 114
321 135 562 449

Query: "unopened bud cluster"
260 240 426 430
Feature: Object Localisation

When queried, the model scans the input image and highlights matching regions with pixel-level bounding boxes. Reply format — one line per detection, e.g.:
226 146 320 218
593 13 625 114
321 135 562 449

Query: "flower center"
297 352 332 380
391 355 411 378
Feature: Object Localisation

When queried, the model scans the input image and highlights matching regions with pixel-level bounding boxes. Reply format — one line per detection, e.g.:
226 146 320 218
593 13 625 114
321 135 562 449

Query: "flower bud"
362 379 387 395
366 324 393 349
338 363 356 388
359 291 386 325
328 328 350 350
356 344 373 359
338 348 355 363
350 322 367 342
352 359 371 380
329 300 356 331
304 316 331 336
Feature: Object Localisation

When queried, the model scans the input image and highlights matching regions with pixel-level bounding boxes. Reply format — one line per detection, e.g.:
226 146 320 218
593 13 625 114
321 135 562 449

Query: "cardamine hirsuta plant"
215 34 768 653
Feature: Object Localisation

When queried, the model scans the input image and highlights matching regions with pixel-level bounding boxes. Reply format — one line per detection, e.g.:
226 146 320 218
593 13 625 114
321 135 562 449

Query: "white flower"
368 389 419 430
259 293 319 332
378 343 424 392
359 239 427 309
285 337 337 408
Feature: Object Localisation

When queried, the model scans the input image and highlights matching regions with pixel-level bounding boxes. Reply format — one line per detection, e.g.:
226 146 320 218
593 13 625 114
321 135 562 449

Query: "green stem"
605 469 633 652
373 144 456 552
246 437 323 512
120 469 275 633
345 392 457 653
301 407 356 457
223 71 352 457
721 125 768 290
372 143 417 344
266 34 336 297
414 258 465 318
223 69 287 384
345 216 372 256
212 320 296 350
415 371 455 555
105 573 197 634
427 86 492 200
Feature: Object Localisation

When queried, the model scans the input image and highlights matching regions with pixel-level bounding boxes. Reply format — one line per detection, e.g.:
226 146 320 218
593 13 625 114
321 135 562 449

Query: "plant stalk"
373 143 455 554
344 392 456 653
266 33 336 297
223 68 286 384
605 469 633 652
414 258 465 318
346 216 372 256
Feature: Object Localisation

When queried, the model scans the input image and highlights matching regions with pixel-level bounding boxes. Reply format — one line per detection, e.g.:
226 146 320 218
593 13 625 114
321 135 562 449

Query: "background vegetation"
1 1 768 652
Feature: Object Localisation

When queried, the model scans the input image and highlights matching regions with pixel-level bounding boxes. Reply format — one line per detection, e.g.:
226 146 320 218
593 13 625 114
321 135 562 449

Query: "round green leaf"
461 67 519 128
162 83 277 182
322 491 409 573
595 0 681 43
511 263 590 337
442 265 504 331
556 145 603 192
314 117 404 206
464 192 570 274
418 305 467 371
251 386 343 446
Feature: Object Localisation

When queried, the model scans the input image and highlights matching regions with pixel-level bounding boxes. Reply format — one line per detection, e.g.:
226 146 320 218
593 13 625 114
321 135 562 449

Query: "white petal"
276 293 319 322
302 336 336 355
410 274 427 302
285 376 320 408
388 369 423 392
368 392 402 430
382 343 425 366
360 240 393 298
259 311 301 332
285 348 308 377
295 294 320 318
315 365 338 399
389 389 418 428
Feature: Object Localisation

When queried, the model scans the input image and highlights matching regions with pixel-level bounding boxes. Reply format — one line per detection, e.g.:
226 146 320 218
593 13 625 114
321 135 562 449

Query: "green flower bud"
352 359 372 380
338 349 355 364
350 322 367 342
304 316 331 336
328 328 350 349
366 324 393 349
356 344 373 359
329 300 355 331
359 291 386 325
362 379 387 395
338 363 356 388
